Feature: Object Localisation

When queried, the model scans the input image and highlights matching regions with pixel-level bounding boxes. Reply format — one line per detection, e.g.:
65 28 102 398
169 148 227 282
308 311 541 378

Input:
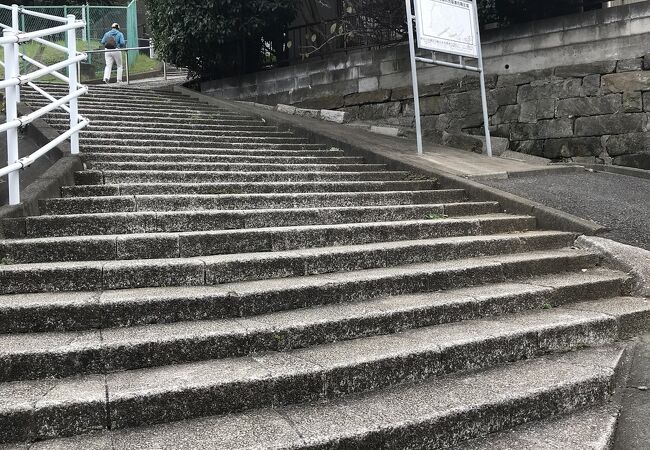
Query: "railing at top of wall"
0 4 89 206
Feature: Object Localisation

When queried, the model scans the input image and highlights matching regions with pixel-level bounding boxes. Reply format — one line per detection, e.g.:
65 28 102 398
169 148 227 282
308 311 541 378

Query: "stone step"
54 123 281 136
88 169 412 185
27 87 190 102
0 269 633 381
15 203 504 238
40 190 465 215
453 405 619 450
0 248 598 333
23 96 234 112
84 161 387 174
80 152 364 165
45 115 266 127
0 216 544 264
18 347 623 448
21 94 232 110
77 145 336 156
46 109 254 121
86 161 387 173
80 136 312 148
0 324 632 443
33 83 188 97
61 180 439 197
28 102 244 118
77 129 298 139
0 232 566 294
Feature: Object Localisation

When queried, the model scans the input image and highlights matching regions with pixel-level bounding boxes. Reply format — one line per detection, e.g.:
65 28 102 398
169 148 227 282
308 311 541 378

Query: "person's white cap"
112 23 120 28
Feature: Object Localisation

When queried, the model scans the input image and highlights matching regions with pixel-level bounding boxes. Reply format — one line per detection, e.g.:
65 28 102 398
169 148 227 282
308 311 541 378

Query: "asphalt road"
481 170 650 251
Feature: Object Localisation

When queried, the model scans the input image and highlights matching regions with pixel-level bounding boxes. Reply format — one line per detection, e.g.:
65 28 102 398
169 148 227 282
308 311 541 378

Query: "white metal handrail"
1 4 89 206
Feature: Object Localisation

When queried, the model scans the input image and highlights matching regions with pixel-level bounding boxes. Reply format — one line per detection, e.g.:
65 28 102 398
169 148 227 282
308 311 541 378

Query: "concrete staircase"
0 83 648 448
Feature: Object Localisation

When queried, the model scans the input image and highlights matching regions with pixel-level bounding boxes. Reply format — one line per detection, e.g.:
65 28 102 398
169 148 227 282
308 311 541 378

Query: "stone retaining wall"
321 56 650 168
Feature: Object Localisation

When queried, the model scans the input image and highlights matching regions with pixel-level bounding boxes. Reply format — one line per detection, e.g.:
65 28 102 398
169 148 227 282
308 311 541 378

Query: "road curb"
576 236 650 297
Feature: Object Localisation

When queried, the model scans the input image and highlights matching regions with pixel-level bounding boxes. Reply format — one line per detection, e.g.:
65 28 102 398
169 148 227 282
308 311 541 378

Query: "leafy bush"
145 0 299 78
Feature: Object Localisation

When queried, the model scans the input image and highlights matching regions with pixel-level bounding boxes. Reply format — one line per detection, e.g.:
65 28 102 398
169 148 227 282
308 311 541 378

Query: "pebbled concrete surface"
481 170 650 250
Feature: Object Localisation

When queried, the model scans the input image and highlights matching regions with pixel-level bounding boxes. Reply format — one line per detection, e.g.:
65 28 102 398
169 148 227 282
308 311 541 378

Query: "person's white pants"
103 51 123 82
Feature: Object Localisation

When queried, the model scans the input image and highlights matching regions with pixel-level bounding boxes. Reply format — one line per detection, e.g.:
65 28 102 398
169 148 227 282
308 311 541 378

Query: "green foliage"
145 0 299 78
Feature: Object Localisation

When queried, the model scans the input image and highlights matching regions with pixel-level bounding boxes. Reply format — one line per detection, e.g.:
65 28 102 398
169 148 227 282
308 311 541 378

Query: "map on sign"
414 0 479 58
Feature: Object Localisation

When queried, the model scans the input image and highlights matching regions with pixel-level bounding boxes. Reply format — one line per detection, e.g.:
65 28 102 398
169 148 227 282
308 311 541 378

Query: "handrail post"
67 14 80 155
125 50 129 84
4 30 20 205
11 4 20 104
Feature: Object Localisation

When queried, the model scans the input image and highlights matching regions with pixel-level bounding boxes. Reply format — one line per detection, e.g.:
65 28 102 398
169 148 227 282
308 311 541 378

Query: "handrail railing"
0 4 89 206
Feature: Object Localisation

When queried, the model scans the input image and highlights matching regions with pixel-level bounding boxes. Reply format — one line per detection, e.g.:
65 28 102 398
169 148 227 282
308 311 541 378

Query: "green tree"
145 0 299 78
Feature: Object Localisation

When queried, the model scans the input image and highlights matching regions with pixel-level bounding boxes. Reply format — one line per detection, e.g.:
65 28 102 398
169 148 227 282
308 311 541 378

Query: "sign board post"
405 0 493 157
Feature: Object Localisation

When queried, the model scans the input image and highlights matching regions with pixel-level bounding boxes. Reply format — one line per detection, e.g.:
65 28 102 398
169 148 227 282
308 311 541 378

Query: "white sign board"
414 0 479 58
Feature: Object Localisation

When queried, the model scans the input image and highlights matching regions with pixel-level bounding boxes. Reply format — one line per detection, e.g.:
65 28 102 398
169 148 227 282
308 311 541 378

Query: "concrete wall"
201 1 650 106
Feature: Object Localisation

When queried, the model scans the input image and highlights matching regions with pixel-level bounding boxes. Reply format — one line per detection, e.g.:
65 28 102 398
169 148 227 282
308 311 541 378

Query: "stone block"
543 137 603 159
320 110 349 124
447 113 486 131
378 71 413 90
276 104 296 115
555 95 622 117
574 113 648 137
581 74 601 97
391 84 441 101
644 53 650 70
358 77 379 93
613 152 650 169
379 60 399 76
441 74 497 94
357 102 402 120
644 92 650 111
554 61 617 78
420 96 449 115
446 91 482 117
492 105 521 125
489 86 518 109
616 58 643 72
370 125 400 137
344 90 392 106
294 108 320 119
519 101 538 123
340 106 359 121
358 60 381 78
510 119 574 141
537 98 556 119
601 72 650 93
511 140 544 157
296 95 345 110
605 132 650 156
623 92 643 113
517 79 582 103
497 68 554 87
442 132 483 153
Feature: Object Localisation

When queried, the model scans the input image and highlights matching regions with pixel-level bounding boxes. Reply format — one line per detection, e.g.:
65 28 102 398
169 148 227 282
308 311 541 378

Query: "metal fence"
0 4 88 206
0 1 138 68
272 14 405 67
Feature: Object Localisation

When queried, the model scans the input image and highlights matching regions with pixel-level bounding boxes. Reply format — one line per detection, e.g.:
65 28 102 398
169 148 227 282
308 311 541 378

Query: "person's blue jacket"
101 29 126 49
